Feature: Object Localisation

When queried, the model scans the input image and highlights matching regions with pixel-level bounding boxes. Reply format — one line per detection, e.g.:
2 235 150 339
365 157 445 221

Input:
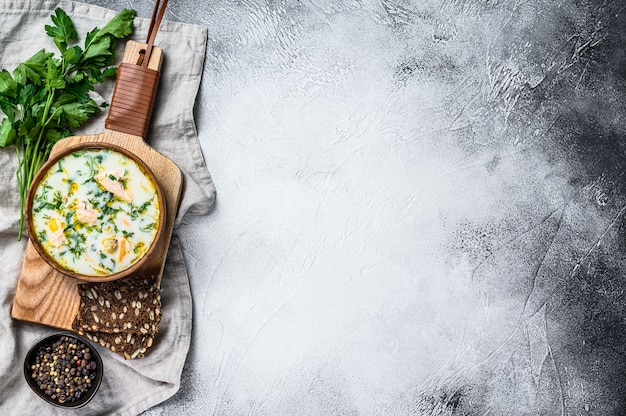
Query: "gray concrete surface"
86 0 626 414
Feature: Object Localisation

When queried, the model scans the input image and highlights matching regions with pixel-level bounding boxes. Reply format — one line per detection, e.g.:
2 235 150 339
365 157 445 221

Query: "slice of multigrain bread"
74 276 161 333
72 275 162 359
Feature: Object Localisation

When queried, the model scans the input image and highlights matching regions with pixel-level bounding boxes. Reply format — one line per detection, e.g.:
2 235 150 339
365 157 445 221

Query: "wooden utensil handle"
105 41 163 139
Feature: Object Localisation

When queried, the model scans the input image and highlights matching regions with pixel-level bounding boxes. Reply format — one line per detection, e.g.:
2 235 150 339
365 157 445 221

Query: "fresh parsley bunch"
0 8 135 240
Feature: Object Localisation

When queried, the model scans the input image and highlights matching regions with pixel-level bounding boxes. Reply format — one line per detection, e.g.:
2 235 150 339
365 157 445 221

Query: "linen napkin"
0 1 214 415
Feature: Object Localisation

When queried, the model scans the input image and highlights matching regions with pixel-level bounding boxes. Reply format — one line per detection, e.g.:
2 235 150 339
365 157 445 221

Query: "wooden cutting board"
11 41 182 330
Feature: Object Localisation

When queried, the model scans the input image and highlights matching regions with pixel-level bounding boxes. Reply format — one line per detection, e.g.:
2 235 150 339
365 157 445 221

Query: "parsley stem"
16 90 55 240
15 143 25 240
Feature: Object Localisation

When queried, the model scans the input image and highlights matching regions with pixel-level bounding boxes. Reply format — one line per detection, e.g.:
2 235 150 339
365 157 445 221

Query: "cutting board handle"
105 41 163 139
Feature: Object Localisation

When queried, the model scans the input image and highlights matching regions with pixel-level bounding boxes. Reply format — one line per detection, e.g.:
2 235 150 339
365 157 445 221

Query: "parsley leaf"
62 46 83 65
91 9 135 41
44 8 78 52
45 58 66 91
14 49 53 86
59 100 100 128
0 70 16 98
0 118 16 147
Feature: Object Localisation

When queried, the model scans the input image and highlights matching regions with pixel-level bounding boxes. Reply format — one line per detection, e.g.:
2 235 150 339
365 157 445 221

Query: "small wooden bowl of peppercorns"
24 333 103 408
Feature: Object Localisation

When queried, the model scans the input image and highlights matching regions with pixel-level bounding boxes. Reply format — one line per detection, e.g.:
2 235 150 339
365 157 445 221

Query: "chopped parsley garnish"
64 230 86 259
37 230 47 243
129 200 151 220
140 222 156 232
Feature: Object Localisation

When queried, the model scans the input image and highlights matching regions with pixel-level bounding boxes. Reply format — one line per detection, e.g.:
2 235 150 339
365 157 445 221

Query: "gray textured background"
86 0 626 414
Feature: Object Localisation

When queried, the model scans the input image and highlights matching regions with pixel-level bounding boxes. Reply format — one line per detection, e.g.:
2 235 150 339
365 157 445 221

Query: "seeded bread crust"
72 275 161 359
73 276 162 333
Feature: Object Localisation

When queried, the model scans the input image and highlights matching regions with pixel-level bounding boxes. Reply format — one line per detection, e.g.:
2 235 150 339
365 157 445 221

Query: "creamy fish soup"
31 148 160 276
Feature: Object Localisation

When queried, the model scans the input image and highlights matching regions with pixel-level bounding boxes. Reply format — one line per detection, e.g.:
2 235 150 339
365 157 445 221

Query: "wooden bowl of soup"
26 143 165 282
